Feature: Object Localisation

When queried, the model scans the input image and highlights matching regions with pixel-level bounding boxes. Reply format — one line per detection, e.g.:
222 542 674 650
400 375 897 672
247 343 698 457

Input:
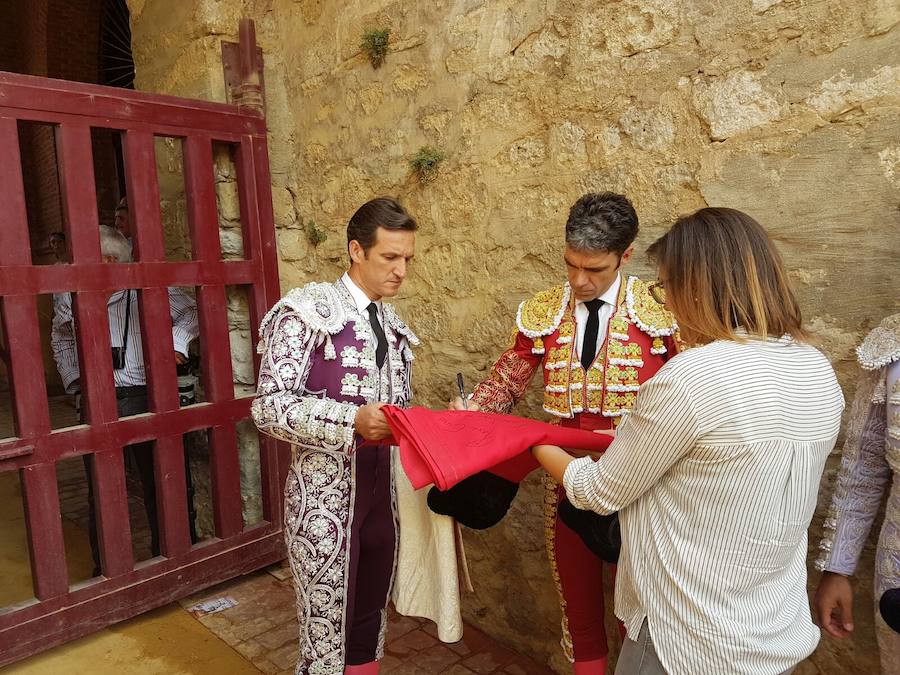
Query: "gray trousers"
614 620 795 675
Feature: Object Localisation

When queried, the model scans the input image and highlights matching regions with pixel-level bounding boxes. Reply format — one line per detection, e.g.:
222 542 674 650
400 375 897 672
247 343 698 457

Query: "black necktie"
366 302 387 369
580 299 605 370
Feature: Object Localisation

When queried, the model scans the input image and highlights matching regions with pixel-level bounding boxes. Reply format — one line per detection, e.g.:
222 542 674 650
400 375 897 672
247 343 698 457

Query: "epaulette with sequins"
257 282 349 359
857 313 900 371
623 276 678 339
383 304 420 347
516 284 571 355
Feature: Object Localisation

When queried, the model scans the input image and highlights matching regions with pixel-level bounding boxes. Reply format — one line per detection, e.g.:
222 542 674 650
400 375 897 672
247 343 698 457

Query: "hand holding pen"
449 372 481 411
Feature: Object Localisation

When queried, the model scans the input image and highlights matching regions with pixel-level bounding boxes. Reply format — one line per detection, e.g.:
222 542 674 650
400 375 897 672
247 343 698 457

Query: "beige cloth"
391 448 464 642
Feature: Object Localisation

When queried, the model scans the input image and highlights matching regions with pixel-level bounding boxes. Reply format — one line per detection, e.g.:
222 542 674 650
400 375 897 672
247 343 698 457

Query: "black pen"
456 372 468 410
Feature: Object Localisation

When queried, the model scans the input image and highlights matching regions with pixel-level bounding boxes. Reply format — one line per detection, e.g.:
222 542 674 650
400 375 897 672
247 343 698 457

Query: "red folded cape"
381 406 613 491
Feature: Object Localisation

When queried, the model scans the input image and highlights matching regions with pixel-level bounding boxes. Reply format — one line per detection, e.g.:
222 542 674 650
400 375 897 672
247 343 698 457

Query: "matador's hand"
355 403 392 441
449 397 481 412
814 571 855 638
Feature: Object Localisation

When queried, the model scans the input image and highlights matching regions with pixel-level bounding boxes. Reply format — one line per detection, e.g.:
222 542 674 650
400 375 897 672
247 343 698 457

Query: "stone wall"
128 1 899 672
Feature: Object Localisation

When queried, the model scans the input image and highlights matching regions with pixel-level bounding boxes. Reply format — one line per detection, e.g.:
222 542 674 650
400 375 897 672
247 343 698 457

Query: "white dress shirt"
574 274 621 364
563 334 844 675
341 272 383 325
51 288 198 393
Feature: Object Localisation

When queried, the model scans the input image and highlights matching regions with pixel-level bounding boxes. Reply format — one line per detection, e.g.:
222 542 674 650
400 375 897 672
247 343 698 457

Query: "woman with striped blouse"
532 207 844 675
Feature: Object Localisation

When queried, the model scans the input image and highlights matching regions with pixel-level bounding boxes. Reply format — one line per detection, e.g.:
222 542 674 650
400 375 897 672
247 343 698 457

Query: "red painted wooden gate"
0 70 286 664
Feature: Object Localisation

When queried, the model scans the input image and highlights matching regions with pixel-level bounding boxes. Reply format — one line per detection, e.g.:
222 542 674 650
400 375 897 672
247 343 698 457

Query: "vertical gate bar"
257 435 281 525
0 118 33 266
137 287 179 414
246 135 287 525
184 132 242 535
250 136 281 306
0 119 50 444
2 296 51 443
91 448 134 577
235 138 268 375
183 134 220 262
71 291 118 425
184 132 234 398
195 284 235 402
234 138 260 265
56 123 101 264
123 131 166 263
21 464 68 600
208 424 243 537
154 434 191 557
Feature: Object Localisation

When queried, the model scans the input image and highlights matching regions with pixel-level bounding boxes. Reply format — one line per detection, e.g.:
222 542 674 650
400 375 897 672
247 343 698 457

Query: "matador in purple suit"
252 198 418 675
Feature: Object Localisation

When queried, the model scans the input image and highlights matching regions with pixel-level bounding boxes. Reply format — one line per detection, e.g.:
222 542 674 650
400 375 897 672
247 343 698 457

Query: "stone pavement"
3 394 557 673
180 561 556 675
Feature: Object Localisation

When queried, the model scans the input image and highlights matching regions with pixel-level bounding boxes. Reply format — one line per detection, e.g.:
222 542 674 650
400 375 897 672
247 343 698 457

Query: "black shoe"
881 588 900 633
427 471 519 530
557 498 620 563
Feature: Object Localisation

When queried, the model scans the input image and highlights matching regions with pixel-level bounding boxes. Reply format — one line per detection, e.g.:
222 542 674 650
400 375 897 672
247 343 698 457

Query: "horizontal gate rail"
0 66 285 666
0 71 266 135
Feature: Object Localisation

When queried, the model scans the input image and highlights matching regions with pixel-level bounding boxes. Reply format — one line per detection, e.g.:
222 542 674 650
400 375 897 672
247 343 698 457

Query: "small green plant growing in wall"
305 219 327 246
410 146 445 182
361 28 390 69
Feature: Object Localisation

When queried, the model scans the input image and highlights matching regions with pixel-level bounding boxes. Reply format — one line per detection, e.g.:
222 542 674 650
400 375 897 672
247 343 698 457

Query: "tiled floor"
179 562 556 675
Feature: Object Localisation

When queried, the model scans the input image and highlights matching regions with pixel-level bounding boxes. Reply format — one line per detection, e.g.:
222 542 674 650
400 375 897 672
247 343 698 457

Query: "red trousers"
551 417 624 662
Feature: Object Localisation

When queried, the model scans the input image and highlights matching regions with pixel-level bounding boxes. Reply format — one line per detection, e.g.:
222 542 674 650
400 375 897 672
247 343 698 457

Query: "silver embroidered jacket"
252 279 418 453
818 314 900 582
251 279 418 675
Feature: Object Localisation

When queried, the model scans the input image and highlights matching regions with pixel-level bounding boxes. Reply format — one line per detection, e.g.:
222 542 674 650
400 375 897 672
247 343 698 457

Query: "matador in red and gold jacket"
448 275 678 673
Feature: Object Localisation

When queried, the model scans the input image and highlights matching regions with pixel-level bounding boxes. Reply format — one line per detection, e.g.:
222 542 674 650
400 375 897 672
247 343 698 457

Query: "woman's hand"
532 444 578 483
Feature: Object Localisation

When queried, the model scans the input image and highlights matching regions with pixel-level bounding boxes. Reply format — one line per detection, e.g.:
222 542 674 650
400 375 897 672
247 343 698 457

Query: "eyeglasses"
648 280 666 304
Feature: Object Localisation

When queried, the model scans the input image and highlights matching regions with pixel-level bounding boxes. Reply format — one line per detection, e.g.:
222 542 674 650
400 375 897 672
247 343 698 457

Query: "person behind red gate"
50 224 199 577
252 197 435 675
531 208 844 675
443 192 679 674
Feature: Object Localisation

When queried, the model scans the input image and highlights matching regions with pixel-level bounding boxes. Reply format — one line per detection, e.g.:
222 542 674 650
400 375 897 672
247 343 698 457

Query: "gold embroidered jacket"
471 276 679 425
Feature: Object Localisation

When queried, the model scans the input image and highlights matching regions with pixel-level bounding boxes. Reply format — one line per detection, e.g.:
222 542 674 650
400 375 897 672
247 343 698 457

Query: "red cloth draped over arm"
381 406 612 491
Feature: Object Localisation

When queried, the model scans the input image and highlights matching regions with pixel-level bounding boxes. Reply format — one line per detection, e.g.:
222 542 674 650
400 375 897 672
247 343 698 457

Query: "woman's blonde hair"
647 207 806 344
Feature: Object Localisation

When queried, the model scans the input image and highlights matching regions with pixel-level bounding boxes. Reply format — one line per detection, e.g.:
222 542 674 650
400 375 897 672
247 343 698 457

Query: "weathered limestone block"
600 0 682 57
271 187 299 229
277 230 310 264
863 0 900 36
392 64 429 95
752 0 784 13
236 419 263 526
219 229 244 260
806 65 900 119
766 30 900 121
692 70 783 140
548 121 587 165
698 110 900 356
215 181 241 223
879 146 900 188
618 106 676 151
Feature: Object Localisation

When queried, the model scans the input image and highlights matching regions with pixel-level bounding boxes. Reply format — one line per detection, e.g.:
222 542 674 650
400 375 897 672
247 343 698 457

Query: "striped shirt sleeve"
50 292 81 393
564 367 700 514
168 287 199 356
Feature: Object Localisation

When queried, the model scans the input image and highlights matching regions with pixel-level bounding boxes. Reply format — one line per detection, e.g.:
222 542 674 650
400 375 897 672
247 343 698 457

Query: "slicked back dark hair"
565 192 639 256
347 197 418 255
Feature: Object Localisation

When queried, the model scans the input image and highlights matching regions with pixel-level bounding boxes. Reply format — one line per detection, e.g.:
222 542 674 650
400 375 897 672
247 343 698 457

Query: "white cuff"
563 455 595 510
